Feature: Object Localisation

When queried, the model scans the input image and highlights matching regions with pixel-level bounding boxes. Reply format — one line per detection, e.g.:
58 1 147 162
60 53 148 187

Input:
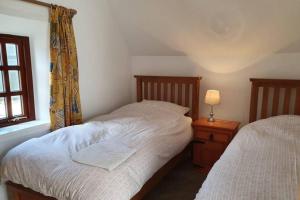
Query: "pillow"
141 100 190 115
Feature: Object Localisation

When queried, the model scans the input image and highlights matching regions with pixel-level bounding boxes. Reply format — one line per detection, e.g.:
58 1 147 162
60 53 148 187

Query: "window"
0 34 35 127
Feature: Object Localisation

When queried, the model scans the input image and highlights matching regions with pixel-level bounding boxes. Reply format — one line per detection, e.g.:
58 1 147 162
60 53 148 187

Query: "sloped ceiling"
109 0 300 73
0 0 48 21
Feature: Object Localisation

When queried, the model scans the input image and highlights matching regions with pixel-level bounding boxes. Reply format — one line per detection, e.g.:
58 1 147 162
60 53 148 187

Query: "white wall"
131 54 300 125
0 0 132 199
0 13 50 121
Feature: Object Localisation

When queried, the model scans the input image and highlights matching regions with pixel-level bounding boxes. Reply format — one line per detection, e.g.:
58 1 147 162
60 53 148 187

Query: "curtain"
50 5 82 131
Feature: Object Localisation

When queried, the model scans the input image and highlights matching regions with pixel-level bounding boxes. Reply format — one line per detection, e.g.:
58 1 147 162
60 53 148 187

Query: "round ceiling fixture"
209 9 244 41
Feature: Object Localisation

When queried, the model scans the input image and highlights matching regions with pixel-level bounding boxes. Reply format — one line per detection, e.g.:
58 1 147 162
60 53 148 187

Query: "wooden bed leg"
6 184 19 200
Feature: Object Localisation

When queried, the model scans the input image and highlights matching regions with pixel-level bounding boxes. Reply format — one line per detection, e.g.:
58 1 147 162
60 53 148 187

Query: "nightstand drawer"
193 141 225 167
194 130 229 143
192 118 240 174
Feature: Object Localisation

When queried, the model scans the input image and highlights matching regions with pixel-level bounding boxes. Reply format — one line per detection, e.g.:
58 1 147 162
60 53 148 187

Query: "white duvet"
1 102 192 200
195 115 300 200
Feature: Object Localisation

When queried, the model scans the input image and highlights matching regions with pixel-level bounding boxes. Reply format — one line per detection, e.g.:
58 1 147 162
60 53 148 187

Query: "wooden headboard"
134 75 202 121
249 78 300 123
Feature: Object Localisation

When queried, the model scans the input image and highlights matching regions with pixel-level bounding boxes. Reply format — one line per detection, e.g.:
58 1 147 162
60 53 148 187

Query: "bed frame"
6 75 202 200
249 78 300 122
134 75 201 120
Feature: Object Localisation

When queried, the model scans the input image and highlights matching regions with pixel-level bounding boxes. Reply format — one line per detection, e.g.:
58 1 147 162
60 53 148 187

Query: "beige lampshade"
205 90 221 105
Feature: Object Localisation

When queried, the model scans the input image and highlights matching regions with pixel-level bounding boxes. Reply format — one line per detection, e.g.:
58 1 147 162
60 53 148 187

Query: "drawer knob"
209 133 214 140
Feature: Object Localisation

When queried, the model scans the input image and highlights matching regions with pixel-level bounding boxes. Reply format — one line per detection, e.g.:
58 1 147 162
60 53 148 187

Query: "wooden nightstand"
192 117 240 173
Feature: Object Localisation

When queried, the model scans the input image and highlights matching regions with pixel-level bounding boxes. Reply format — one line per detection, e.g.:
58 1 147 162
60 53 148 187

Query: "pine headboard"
249 78 300 123
134 75 202 121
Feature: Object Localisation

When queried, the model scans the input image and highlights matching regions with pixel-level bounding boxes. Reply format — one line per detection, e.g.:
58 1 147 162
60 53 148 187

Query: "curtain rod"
20 0 77 16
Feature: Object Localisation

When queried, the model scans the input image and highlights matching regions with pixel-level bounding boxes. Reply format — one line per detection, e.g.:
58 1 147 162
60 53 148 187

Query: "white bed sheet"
1 102 192 200
195 115 300 200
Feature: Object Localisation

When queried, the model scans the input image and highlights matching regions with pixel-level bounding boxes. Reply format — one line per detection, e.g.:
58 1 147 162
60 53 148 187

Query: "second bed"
195 78 300 200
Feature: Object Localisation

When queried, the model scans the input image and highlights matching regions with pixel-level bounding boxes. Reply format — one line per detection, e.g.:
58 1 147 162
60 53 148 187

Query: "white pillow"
141 100 190 115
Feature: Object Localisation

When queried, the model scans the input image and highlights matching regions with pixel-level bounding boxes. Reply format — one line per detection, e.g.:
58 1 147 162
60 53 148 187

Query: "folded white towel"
71 140 136 171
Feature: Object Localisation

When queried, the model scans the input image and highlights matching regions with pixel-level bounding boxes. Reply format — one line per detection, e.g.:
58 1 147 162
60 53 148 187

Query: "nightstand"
192 117 240 173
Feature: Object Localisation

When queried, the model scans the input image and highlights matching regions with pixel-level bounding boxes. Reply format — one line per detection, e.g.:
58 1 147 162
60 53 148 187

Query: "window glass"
11 95 23 116
0 97 7 119
0 34 35 127
9 70 21 92
0 71 4 92
6 43 19 66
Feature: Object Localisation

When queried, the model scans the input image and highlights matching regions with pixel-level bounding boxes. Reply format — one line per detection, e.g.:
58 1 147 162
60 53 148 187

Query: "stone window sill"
0 120 50 140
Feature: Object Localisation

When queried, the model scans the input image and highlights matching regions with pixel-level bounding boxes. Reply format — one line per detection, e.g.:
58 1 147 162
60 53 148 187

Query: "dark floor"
144 157 207 200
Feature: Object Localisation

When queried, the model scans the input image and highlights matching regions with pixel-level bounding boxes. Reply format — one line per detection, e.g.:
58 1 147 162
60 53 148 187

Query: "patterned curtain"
50 5 82 131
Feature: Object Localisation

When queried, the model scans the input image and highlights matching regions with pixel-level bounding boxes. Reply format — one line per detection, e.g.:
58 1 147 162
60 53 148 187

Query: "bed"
195 78 300 200
1 75 201 200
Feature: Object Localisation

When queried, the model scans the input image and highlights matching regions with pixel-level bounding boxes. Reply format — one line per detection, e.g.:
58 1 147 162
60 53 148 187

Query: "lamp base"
207 106 215 122
207 116 215 122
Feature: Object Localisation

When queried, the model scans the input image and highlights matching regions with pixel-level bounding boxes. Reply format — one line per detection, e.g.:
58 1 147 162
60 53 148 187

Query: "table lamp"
205 90 221 122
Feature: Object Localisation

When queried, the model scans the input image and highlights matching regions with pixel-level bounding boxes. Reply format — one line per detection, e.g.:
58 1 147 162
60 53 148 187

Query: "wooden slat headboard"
249 78 300 123
134 75 202 121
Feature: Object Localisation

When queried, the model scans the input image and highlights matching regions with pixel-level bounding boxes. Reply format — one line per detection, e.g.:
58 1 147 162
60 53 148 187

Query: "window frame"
0 34 35 127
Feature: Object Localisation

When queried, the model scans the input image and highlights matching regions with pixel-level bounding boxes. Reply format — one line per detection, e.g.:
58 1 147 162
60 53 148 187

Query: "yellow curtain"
50 5 82 131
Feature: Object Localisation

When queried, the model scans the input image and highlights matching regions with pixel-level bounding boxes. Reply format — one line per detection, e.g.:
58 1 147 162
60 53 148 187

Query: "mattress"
195 115 300 200
1 102 192 200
